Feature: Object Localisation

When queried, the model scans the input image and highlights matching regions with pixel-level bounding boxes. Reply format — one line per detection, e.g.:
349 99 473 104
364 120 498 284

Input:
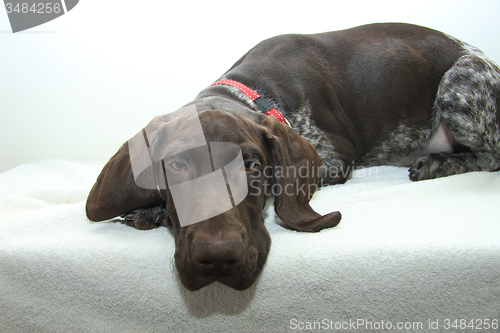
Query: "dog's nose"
192 240 243 275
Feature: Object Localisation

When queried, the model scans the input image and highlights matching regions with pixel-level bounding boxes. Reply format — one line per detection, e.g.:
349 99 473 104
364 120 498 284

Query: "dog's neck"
198 79 290 127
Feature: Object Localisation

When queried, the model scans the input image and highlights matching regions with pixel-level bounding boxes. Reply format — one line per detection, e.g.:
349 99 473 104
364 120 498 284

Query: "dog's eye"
245 161 260 172
170 161 188 172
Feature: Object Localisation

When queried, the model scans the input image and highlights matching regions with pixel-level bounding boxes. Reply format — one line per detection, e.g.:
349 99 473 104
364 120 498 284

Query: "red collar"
210 79 290 127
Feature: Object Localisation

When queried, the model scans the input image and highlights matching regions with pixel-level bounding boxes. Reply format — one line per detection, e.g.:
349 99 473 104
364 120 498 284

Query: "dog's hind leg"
409 49 500 181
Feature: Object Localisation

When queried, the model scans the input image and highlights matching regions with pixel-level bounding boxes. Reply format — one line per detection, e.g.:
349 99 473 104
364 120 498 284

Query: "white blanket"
1 160 499 332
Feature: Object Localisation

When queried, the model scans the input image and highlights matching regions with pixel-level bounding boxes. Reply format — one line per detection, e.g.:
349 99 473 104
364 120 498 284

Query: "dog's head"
86 97 341 290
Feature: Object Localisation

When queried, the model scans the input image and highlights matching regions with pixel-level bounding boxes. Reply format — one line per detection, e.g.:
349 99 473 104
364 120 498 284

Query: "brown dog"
86 23 500 290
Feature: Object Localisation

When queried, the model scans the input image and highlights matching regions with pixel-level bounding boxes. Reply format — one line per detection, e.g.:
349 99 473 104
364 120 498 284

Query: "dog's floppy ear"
85 113 173 222
86 106 200 222
85 141 161 222
262 117 341 232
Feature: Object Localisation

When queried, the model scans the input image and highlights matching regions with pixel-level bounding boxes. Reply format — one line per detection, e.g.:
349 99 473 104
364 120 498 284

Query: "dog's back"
215 23 500 183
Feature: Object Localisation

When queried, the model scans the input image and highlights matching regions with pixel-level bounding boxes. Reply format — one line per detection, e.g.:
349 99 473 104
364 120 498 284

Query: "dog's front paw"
119 207 169 230
409 153 464 181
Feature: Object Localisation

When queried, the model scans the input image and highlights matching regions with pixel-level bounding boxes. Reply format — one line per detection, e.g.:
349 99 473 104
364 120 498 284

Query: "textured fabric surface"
1 160 499 332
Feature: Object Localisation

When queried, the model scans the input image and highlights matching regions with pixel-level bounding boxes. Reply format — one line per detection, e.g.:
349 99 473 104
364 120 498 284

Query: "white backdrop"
1 0 499 172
